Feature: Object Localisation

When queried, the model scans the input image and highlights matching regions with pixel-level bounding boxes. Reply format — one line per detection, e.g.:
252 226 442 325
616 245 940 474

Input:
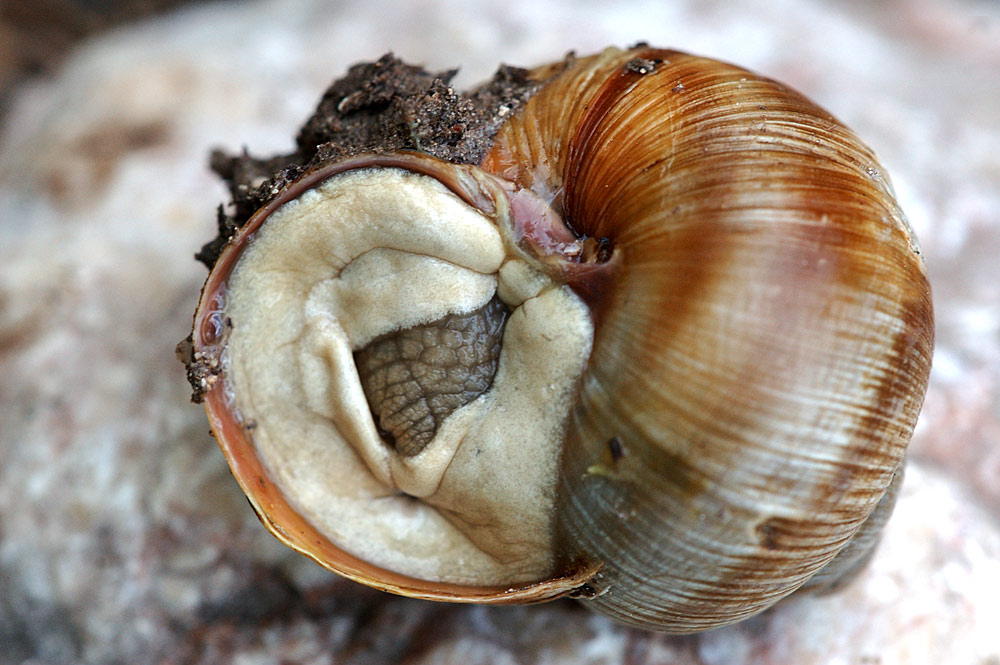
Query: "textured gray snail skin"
186 46 934 633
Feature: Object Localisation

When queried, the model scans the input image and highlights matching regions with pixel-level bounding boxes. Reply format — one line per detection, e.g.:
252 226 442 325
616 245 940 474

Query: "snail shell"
186 47 933 632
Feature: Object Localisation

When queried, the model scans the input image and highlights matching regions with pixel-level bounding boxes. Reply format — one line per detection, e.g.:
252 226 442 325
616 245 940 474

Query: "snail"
181 46 933 632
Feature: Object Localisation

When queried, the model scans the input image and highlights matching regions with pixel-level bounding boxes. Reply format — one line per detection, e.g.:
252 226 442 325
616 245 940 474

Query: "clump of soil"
198 53 546 270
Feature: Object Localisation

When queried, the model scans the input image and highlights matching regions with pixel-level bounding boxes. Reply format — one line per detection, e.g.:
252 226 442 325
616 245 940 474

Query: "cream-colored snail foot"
183 46 933 633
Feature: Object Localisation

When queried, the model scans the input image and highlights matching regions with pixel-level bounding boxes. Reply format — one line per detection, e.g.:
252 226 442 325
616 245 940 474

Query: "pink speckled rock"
1 1 997 663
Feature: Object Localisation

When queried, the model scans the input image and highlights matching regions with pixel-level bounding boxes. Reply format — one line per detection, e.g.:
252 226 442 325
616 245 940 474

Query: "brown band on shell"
800 463 905 594
354 295 509 456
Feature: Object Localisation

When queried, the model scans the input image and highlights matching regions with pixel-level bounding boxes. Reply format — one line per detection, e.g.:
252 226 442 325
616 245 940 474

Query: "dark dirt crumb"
176 333 220 404
198 53 551 270
624 57 658 75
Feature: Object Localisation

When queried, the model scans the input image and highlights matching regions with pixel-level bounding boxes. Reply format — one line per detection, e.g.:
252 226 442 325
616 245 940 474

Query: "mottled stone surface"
0 0 998 663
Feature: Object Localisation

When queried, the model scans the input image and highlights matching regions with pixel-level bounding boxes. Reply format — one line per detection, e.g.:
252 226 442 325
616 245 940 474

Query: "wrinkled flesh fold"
353 295 510 458
221 168 593 584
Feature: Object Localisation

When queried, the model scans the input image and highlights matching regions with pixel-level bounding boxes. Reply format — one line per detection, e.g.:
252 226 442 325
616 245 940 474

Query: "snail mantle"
179 46 933 633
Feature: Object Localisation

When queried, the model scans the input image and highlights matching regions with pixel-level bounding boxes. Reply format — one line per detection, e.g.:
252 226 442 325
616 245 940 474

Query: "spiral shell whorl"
483 48 932 631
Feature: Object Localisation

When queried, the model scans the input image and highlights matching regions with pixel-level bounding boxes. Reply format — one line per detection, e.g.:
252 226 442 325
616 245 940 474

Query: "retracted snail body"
184 46 933 632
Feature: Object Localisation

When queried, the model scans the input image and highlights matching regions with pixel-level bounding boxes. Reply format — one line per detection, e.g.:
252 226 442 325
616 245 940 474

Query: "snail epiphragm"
180 46 933 632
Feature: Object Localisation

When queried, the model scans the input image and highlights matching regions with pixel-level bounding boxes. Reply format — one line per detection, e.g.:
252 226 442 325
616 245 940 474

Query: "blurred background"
0 1 998 663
